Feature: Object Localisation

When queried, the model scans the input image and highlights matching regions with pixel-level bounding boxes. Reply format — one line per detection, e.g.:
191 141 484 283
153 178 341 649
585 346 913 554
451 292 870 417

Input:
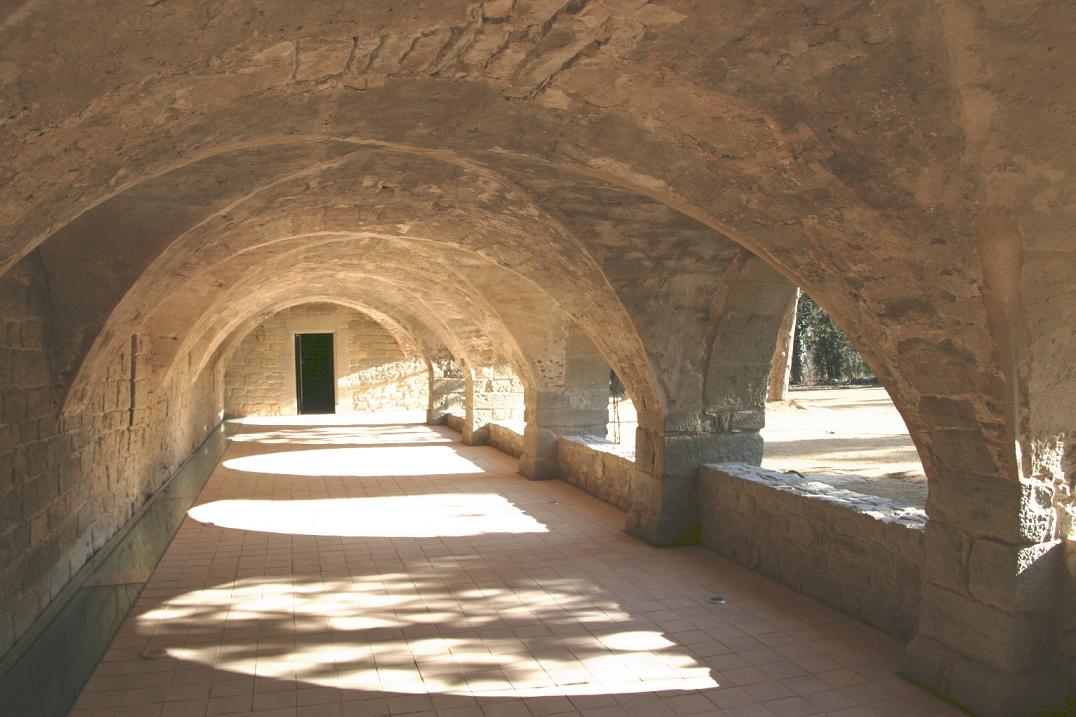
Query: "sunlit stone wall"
224 303 428 417
487 422 524 458
0 254 222 663
556 435 637 510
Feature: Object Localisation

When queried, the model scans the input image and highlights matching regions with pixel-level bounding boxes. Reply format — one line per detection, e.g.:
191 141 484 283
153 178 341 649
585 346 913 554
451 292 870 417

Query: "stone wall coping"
559 434 636 461
489 419 525 436
701 462 927 530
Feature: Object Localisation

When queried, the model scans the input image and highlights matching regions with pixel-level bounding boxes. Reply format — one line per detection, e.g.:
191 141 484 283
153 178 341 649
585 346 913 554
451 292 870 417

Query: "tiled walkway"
70 419 961 717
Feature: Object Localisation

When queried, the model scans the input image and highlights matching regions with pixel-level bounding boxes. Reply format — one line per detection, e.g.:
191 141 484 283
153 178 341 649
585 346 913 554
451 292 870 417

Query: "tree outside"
791 294 874 386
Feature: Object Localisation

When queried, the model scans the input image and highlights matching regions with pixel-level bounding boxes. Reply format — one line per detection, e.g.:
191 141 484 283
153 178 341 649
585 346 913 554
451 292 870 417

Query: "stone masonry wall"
445 413 465 434
470 366 526 425
341 311 427 415
224 303 428 417
698 463 925 640
0 253 222 663
487 422 524 458
556 436 637 511
486 430 927 641
461 367 526 445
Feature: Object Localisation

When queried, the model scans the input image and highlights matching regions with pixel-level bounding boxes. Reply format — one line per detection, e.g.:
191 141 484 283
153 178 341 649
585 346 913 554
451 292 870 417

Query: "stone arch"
48 149 674 424
176 269 517 391
0 4 1031 468
214 296 450 374
21 124 994 499
2 3 1073 709
217 300 435 420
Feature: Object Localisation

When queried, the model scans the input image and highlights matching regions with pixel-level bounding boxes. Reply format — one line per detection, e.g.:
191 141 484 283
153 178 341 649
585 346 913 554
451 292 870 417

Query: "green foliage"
791 294 874 385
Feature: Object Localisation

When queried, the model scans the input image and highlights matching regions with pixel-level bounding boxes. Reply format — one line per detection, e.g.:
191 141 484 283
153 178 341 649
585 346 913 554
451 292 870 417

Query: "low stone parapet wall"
444 413 465 434
556 436 636 510
698 463 926 640
488 421 524 458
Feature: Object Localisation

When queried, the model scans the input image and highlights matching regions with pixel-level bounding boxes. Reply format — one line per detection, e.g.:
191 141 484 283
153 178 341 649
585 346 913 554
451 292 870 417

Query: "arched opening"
762 291 929 507
221 302 431 422
1 4 1071 714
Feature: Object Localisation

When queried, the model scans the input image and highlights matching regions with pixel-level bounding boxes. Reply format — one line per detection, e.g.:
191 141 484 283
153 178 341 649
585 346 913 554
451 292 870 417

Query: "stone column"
519 327 609 480
628 259 797 545
628 410 765 545
903 429 1070 716
767 288 800 402
427 358 465 425
462 363 524 446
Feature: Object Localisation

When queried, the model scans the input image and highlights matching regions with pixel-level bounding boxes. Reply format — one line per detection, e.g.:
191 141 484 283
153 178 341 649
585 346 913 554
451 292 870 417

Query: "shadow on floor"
68 419 958 717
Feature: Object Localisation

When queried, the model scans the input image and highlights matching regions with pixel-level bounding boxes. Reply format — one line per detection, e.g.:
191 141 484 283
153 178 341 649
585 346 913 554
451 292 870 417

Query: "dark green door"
295 333 335 414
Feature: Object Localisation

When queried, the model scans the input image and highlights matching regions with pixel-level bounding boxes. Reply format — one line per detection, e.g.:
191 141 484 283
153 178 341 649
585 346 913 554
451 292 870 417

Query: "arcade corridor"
3 2 1075 712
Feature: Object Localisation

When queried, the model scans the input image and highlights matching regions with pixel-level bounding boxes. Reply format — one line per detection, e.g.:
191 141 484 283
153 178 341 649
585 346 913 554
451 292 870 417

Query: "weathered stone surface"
224 302 429 417
488 421 525 459
462 365 525 446
556 435 636 511
698 463 925 640
967 538 1064 612
0 0 1072 711
0 256 220 661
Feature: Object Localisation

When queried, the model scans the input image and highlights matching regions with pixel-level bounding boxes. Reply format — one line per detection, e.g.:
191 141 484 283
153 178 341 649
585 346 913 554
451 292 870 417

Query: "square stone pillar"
427 360 465 425
519 389 608 479
462 365 523 446
903 465 1070 716
627 410 764 545
519 328 609 480
622 257 795 544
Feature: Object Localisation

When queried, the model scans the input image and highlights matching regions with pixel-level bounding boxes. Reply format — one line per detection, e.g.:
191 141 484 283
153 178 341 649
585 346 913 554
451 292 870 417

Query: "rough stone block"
728 409 765 432
967 538 1064 612
927 470 1029 544
663 432 762 480
905 633 1068 717
916 582 1054 671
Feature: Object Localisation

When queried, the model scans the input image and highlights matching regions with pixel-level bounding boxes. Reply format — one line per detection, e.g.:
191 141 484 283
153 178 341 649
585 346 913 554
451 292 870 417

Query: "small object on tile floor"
140 648 168 660
549 500 559 504
710 596 728 604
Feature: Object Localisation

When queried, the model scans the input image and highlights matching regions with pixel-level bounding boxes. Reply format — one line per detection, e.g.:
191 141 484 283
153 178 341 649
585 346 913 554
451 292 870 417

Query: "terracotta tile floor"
69 419 962 717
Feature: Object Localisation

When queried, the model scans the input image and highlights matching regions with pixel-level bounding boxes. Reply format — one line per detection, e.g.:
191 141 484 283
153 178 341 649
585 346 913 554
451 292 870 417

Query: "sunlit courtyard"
606 387 928 507
70 419 960 716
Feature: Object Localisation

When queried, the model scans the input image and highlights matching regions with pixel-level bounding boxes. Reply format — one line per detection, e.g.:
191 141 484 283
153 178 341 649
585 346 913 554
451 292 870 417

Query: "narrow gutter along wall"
1067 540 1076 696
224 303 428 417
0 425 231 717
0 253 222 665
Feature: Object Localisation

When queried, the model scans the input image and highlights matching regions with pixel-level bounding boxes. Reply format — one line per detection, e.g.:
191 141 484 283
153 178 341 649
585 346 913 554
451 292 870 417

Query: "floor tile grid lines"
72 420 961 717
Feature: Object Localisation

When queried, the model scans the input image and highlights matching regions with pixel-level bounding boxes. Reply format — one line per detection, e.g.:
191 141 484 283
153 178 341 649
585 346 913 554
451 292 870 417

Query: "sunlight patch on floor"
73 420 960 717
228 423 453 446
141 576 718 698
236 411 429 426
222 445 484 477
188 494 549 537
